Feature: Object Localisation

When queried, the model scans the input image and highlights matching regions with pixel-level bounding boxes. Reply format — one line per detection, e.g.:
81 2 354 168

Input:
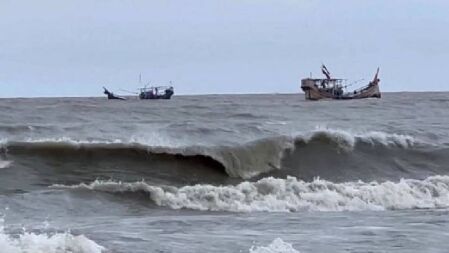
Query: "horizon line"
1 90 449 99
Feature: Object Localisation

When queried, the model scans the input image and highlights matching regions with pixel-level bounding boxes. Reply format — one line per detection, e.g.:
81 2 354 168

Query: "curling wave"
51 175 449 212
0 129 424 180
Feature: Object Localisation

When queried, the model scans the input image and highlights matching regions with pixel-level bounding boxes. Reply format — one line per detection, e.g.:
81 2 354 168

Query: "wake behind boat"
301 65 381 100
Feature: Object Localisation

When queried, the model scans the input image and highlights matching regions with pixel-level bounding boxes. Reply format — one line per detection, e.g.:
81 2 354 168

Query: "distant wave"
0 124 53 134
0 129 422 179
51 175 449 212
0 219 105 253
250 238 299 253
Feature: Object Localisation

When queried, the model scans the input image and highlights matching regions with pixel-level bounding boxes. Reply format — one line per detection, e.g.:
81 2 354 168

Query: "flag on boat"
321 64 331 79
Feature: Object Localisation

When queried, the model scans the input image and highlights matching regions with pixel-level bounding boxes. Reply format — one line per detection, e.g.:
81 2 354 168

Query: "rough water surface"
1 93 449 252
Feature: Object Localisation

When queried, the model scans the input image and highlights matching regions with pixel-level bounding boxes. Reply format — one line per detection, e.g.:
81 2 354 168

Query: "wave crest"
300 128 415 151
51 175 449 212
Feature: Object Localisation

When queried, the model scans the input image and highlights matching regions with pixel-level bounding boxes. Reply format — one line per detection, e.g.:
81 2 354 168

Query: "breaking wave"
299 128 415 150
249 238 299 253
51 175 449 212
0 219 105 253
0 160 12 169
0 129 422 179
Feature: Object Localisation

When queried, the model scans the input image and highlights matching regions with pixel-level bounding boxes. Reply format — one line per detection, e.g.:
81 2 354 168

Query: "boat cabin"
301 78 345 97
139 86 174 100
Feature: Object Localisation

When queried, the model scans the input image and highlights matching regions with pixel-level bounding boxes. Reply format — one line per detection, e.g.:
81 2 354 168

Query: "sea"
1 92 449 253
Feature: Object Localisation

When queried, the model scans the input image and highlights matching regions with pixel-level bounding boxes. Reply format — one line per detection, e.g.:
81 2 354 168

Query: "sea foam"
0 219 105 253
0 160 11 169
300 127 415 150
250 238 300 253
52 175 449 213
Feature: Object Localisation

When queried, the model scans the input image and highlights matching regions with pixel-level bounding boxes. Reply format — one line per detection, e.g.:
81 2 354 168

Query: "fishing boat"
102 76 175 100
139 86 174 100
301 65 381 100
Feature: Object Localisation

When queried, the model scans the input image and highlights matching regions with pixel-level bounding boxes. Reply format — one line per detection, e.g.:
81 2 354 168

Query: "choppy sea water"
1 92 449 252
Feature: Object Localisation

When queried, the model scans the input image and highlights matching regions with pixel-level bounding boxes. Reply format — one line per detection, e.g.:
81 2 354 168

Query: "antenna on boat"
139 73 142 84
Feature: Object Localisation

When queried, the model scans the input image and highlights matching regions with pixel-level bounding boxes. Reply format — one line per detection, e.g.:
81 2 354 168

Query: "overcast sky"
1 0 448 97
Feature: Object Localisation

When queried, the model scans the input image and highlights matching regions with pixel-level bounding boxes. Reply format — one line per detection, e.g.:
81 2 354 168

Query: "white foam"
302 127 416 150
250 238 300 253
0 160 12 169
52 175 449 213
0 219 105 253
22 137 124 146
18 132 188 149
355 131 415 148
